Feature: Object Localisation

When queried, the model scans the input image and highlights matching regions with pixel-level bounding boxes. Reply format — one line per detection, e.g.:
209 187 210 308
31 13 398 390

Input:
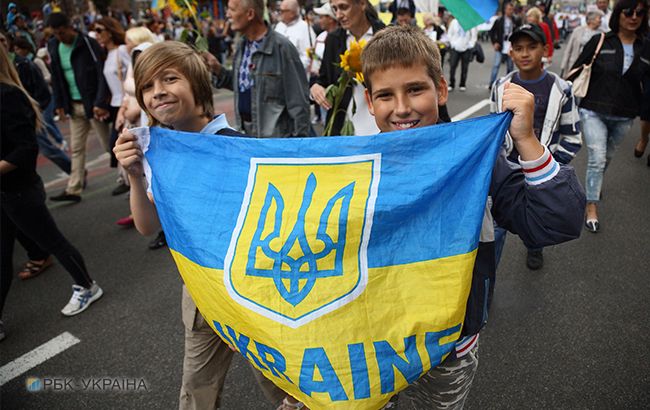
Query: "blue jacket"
462 148 585 337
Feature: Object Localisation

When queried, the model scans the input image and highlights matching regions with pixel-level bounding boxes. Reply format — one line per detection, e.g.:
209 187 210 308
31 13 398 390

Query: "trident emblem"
246 173 355 306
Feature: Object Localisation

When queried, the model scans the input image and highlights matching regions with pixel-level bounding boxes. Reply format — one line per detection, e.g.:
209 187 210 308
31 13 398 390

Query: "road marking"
451 99 491 122
0 332 81 386
44 153 110 189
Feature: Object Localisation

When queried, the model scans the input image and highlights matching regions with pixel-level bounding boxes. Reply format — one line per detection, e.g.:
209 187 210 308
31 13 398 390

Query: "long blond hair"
0 43 44 132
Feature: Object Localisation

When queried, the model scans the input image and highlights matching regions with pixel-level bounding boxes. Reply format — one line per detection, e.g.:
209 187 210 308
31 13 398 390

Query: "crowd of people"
1 0 649 409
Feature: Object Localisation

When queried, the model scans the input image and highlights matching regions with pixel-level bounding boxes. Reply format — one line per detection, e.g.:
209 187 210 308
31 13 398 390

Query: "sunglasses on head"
622 7 647 18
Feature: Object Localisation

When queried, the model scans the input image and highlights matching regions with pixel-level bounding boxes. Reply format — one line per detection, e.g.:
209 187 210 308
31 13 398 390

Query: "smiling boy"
362 25 585 408
113 41 288 410
490 24 582 270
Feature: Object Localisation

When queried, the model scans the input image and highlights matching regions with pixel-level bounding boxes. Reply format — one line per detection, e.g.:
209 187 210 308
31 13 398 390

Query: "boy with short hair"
362 25 585 408
113 41 288 410
490 23 582 270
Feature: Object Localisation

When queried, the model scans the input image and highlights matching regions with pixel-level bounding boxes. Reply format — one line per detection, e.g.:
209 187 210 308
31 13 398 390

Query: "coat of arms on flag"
136 112 511 409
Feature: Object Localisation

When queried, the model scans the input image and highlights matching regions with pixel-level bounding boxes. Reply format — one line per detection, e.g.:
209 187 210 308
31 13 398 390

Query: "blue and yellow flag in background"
137 112 511 409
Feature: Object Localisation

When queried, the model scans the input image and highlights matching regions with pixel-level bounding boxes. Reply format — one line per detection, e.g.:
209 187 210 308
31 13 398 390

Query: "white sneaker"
447 86 454 91
459 86 467 91
61 282 103 316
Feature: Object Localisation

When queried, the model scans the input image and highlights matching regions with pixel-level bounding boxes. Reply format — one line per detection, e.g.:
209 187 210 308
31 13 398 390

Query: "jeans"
580 108 634 203
489 51 514 87
1 180 93 315
36 128 71 174
43 98 65 145
449 49 471 88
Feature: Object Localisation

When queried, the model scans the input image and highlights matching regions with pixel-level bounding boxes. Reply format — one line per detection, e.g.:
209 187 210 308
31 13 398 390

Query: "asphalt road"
1 41 649 410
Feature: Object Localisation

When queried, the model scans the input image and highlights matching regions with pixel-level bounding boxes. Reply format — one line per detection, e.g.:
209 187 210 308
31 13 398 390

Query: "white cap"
314 3 336 19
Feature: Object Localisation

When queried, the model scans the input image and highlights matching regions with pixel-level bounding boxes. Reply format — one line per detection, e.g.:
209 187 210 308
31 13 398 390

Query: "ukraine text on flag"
136 112 511 409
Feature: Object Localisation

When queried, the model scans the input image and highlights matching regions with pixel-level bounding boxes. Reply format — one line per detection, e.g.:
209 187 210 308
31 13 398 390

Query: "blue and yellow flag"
137 112 511 409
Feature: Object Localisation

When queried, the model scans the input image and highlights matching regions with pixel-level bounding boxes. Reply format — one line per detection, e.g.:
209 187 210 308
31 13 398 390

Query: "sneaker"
148 231 167 250
50 191 81 203
526 249 544 270
61 282 103 316
459 86 467 91
448 86 454 91
116 215 135 227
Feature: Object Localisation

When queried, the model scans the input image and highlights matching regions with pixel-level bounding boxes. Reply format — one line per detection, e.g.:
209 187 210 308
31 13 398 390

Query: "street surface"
1 43 649 410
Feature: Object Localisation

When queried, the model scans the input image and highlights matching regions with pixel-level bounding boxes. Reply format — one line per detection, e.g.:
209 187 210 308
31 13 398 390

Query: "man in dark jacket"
46 12 110 202
488 1 521 88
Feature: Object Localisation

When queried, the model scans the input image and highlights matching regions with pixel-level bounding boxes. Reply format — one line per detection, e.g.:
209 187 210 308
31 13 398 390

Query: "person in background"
568 0 650 233
1 44 103 342
311 2 339 125
47 12 111 203
274 0 316 74
395 7 415 26
560 9 604 77
310 0 385 136
209 0 311 138
447 14 477 92
488 1 520 89
526 7 554 65
597 0 613 31
388 0 416 23
94 16 131 197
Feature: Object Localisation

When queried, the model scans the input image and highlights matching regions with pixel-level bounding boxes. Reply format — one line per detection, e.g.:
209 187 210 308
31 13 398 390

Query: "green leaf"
340 119 355 136
325 84 337 106
194 35 209 53
180 29 189 44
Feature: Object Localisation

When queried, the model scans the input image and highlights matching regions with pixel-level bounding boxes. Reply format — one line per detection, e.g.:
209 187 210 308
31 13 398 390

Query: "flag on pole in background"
135 112 511 409
441 0 500 30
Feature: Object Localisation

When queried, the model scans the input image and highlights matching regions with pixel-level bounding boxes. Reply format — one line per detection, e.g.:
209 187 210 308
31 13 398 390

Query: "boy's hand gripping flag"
136 112 511 409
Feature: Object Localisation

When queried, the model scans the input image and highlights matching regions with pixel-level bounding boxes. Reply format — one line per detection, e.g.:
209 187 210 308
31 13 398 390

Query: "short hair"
12 36 33 53
586 9 605 23
46 12 70 29
610 0 649 36
240 0 265 19
95 17 125 45
125 26 156 46
362 25 443 93
526 7 543 22
396 7 413 17
134 41 213 127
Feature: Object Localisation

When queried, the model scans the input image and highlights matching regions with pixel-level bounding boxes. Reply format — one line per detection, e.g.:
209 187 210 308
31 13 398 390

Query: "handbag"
564 33 605 98
473 42 485 64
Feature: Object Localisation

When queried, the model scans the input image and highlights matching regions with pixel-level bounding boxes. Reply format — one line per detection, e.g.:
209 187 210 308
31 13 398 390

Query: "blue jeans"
36 129 71 174
43 98 65 145
579 108 634 203
489 51 514 87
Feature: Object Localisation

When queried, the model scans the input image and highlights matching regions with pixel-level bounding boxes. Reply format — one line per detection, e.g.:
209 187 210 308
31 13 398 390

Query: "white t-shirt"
103 44 130 107
275 18 316 73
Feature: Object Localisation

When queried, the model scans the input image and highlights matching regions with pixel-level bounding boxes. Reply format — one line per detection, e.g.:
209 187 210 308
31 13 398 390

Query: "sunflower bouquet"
323 39 366 136
176 0 209 52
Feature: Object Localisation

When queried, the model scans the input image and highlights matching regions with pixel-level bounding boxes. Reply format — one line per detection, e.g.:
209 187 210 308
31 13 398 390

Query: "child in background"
490 23 582 270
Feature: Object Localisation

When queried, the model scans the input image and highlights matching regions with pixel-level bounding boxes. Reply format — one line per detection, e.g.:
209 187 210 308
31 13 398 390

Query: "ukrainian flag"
138 112 511 409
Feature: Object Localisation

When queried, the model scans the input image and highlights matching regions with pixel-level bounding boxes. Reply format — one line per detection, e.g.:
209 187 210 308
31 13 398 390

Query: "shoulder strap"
590 33 606 64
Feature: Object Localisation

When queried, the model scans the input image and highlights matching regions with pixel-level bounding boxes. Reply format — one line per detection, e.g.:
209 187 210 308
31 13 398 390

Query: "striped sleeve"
554 88 582 163
519 146 560 185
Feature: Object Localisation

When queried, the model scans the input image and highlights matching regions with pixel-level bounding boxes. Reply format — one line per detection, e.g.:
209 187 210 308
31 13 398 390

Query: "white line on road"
44 153 110 189
451 98 491 122
0 332 81 386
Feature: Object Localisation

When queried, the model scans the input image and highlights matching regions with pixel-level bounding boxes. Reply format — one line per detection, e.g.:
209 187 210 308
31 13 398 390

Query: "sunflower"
339 39 366 83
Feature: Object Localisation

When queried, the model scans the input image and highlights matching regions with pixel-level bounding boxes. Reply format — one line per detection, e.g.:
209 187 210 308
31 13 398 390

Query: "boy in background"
362 25 584 408
490 24 581 270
